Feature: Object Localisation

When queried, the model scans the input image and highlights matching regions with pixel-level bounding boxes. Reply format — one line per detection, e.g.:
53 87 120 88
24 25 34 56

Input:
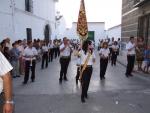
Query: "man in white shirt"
0 51 13 113
59 37 71 83
125 36 136 77
41 41 49 69
48 40 54 62
23 41 38 84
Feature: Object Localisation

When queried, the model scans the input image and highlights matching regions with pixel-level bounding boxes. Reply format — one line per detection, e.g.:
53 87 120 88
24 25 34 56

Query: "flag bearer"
79 40 95 103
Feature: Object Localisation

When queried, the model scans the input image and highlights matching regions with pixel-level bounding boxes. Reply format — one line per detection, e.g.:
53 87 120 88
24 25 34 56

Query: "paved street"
13 52 150 113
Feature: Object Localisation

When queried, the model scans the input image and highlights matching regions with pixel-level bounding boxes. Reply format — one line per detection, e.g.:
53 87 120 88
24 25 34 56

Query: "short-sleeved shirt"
0 51 13 93
23 47 38 60
79 50 96 65
126 41 135 55
60 44 71 57
99 48 110 58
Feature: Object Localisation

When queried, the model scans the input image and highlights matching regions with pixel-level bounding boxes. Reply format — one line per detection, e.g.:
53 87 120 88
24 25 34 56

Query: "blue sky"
56 0 122 29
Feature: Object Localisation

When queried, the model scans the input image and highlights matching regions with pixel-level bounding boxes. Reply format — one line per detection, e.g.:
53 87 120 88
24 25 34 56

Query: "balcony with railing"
134 0 149 7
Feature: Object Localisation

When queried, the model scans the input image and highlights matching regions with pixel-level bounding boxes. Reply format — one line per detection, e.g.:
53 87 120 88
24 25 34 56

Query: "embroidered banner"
77 0 88 40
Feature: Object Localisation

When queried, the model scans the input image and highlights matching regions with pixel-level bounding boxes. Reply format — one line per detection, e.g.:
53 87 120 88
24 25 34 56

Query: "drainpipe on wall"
10 0 16 41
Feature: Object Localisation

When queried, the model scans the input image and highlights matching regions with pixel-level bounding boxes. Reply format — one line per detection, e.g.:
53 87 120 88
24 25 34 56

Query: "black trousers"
41 52 48 68
76 66 80 80
49 48 54 62
81 66 93 99
59 57 70 80
54 48 57 58
57 47 60 57
111 52 118 66
0 93 4 113
100 58 108 79
126 55 135 75
24 60 36 83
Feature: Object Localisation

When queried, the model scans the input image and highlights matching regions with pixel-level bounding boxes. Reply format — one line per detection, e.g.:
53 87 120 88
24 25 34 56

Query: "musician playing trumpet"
79 40 95 103
23 41 38 84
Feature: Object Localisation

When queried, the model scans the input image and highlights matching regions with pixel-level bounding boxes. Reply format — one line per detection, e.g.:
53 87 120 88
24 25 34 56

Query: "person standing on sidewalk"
0 51 14 113
99 42 110 80
125 36 136 77
59 37 71 83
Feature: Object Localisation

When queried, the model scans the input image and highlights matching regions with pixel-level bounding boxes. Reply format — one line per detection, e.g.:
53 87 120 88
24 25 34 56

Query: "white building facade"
0 0 58 42
64 22 105 46
106 24 121 40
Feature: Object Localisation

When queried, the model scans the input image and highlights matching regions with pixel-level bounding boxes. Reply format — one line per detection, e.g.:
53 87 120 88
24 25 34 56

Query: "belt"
127 54 135 56
81 65 92 67
60 56 70 59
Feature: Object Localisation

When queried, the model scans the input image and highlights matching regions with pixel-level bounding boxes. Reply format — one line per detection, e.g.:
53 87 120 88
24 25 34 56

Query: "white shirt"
0 51 13 93
60 44 71 57
23 47 38 60
80 50 96 65
17 45 24 56
42 45 48 52
126 41 135 55
48 43 53 49
99 48 110 58
112 45 119 51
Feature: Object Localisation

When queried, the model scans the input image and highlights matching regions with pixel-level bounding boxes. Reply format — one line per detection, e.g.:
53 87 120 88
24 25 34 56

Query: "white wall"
64 22 105 46
0 0 57 42
106 25 121 41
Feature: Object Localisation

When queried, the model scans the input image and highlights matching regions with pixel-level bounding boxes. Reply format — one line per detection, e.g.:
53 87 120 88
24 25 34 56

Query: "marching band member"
59 37 71 83
23 41 38 84
99 42 110 80
41 41 49 69
79 40 95 103
48 40 54 62
111 41 119 66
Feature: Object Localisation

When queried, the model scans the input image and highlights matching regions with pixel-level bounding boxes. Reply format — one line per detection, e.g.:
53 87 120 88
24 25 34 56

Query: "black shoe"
81 97 85 103
16 75 21 77
130 74 134 77
103 77 105 79
64 77 68 81
85 94 88 99
22 81 27 84
13 76 17 78
31 79 35 82
125 73 129 77
59 78 62 83
76 78 78 85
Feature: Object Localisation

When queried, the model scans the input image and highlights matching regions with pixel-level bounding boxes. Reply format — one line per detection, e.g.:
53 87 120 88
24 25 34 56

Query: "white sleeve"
0 52 13 76
33 47 38 56
92 52 96 59
126 43 131 50
59 44 64 50
99 49 102 54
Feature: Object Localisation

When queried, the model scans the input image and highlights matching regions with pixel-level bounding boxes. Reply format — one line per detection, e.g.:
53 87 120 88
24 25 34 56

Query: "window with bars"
25 0 33 13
